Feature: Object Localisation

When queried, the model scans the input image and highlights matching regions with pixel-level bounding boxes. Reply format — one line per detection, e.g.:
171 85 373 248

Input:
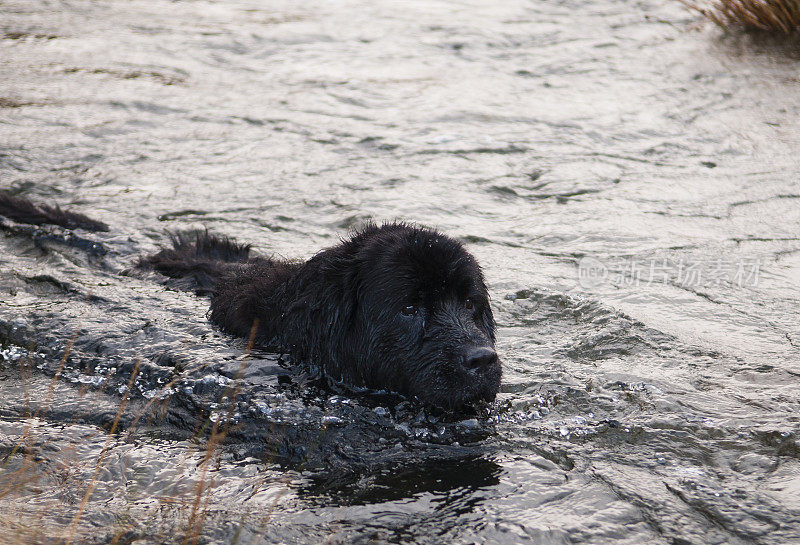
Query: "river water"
1 0 799 543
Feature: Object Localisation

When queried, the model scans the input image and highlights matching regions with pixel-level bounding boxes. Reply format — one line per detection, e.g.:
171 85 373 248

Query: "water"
1 0 799 543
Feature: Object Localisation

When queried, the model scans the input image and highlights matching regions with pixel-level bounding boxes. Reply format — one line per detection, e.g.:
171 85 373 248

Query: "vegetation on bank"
683 0 800 34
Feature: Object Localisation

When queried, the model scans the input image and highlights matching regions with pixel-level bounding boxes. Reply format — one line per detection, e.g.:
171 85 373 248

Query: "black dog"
142 224 502 409
0 192 502 409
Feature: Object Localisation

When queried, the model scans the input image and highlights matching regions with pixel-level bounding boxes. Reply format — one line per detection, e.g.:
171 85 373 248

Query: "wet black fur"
142 224 502 409
0 191 109 232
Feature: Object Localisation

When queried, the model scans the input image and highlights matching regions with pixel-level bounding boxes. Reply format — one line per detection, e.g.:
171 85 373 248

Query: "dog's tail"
0 191 109 232
139 231 259 295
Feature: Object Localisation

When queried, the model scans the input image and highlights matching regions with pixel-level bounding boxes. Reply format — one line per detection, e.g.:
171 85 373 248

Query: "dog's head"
329 223 502 410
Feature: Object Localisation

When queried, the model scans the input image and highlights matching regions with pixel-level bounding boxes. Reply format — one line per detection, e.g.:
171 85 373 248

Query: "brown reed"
682 0 800 34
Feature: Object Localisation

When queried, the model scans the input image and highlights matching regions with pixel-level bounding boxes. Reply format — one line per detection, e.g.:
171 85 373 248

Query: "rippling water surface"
1 0 799 543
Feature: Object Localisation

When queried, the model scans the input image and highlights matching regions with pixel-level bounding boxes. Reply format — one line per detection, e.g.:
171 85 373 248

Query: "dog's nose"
463 347 498 370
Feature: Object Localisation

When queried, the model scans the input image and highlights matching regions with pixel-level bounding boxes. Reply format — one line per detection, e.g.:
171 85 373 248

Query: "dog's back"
138 231 258 295
140 230 301 340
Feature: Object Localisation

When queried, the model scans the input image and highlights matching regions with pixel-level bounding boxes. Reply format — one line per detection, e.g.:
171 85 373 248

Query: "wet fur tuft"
138 230 264 295
0 191 109 232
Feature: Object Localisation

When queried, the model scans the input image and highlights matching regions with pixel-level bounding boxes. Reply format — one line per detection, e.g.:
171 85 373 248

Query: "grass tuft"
682 0 800 34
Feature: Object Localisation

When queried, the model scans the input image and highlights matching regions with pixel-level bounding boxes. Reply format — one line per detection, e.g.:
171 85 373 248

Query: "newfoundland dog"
141 223 502 409
0 191 502 410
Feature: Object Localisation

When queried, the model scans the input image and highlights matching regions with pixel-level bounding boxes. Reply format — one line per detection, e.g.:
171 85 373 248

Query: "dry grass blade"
681 0 800 34
183 318 260 545
64 359 142 545
0 324 82 508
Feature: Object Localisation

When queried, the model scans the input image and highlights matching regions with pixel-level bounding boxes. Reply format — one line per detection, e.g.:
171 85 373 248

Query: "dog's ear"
328 271 357 334
307 257 364 382
314 255 360 348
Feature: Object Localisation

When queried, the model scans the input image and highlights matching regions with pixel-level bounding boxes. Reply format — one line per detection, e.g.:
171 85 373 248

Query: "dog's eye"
401 305 417 316
465 298 474 310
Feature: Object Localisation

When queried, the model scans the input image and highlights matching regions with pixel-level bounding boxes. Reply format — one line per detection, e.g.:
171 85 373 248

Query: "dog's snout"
463 347 498 370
